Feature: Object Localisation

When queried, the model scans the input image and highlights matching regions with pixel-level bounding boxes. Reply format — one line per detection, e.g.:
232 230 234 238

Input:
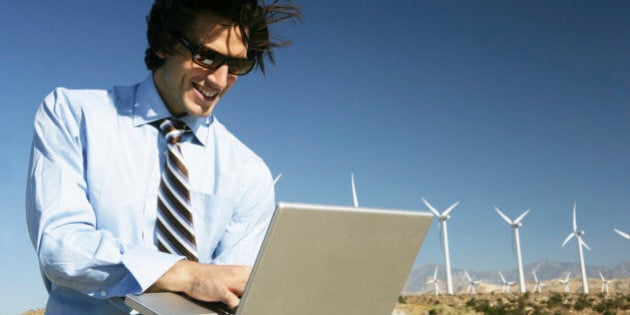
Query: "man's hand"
147 260 251 309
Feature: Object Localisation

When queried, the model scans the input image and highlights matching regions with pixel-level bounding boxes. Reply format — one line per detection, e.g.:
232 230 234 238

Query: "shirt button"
100 290 107 297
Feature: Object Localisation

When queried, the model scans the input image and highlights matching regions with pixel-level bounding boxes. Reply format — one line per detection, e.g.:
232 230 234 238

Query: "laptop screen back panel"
237 202 432 315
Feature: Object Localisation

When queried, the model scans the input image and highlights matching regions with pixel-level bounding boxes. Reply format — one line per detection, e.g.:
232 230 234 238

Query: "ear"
155 50 166 59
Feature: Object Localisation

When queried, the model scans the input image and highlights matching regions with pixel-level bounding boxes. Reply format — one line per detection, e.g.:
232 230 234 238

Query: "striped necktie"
156 119 199 262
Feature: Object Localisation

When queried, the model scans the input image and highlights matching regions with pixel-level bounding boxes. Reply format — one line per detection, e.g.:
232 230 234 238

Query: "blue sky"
1 0 629 313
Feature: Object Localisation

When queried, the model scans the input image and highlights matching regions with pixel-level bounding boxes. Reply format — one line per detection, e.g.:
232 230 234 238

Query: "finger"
221 290 241 309
223 266 250 291
229 282 246 297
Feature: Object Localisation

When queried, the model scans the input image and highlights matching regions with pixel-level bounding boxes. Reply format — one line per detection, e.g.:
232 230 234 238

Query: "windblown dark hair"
144 0 301 74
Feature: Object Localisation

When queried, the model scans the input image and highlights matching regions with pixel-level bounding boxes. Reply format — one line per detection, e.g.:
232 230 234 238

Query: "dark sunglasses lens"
227 59 255 75
193 51 223 68
193 48 254 75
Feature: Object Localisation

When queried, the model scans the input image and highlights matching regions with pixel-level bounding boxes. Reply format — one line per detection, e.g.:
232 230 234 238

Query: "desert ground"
394 278 630 315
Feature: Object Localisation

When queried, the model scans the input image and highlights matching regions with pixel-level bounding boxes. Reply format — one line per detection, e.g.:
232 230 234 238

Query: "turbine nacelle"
422 197 460 221
494 207 529 229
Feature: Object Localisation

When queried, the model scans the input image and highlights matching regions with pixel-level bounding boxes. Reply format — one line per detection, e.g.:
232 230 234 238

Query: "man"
25 1 300 314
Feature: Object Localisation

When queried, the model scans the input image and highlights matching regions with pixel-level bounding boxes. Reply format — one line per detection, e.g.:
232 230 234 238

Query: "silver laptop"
126 202 433 315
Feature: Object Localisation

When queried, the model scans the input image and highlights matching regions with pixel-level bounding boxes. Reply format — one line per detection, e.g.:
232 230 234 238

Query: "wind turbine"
350 173 359 207
558 272 571 293
614 228 630 240
422 197 460 295
464 270 481 294
495 207 530 293
498 270 516 293
273 173 283 186
599 271 610 294
531 271 545 293
426 265 440 296
562 203 591 293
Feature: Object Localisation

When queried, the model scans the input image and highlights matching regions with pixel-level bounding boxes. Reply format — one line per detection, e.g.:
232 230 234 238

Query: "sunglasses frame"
174 32 255 76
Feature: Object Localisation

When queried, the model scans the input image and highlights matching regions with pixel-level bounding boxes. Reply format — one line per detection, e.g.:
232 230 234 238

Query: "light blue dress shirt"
25 75 275 314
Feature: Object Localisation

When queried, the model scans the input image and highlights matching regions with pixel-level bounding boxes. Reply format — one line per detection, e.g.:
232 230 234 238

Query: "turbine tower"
498 270 516 293
614 228 630 240
558 272 571 293
562 203 591 293
495 207 530 293
599 271 610 294
273 173 283 186
350 173 359 207
531 271 545 293
464 270 481 294
422 197 460 295
426 265 440 296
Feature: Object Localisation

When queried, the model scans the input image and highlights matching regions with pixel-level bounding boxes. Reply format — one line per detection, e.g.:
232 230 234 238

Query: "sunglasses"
175 32 255 76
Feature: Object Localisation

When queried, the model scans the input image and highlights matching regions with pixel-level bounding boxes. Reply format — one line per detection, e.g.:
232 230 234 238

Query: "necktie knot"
159 119 190 144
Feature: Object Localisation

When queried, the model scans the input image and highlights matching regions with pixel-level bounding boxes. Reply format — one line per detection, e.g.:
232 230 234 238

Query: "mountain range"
403 260 630 293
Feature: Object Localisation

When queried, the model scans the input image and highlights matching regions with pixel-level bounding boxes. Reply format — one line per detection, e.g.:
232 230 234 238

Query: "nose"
205 64 230 90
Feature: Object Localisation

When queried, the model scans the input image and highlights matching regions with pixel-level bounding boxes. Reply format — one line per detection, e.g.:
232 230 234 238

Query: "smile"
193 83 218 99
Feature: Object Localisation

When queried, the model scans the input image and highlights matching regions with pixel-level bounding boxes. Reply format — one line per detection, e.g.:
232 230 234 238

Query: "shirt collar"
133 75 212 146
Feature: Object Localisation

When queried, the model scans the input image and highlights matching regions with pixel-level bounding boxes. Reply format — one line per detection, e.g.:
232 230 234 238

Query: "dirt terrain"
396 292 630 314
394 278 630 315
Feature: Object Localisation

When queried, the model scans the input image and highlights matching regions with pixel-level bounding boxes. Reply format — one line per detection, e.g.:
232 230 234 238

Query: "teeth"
194 83 217 98
201 89 214 98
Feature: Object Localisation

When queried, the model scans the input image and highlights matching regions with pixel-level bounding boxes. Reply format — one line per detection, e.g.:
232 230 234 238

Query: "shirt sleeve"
211 158 276 265
25 89 182 299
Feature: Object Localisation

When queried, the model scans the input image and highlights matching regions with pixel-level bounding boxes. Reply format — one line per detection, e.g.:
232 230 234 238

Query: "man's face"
153 13 247 117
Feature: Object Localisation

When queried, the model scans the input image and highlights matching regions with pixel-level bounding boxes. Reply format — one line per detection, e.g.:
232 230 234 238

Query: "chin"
181 95 217 117
188 104 216 117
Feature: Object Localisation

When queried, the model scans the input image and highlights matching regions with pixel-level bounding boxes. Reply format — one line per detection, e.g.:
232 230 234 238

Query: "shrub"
546 292 565 309
573 294 592 311
398 295 407 304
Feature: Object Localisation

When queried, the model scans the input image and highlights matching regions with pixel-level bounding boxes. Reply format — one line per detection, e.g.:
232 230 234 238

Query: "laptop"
126 202 433 315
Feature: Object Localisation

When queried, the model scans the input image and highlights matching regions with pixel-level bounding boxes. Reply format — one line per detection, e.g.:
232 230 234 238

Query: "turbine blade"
351 173 358 208
572 203 577 232
599 270 604 281
433 265 439 278
562 233 575 247
272 173 283 186
614 228 630 239
494 207 513 225
499 271 506 283
533 272 538 283
580 237 591 251
422 197 441 217
514 209 530 224
465 270 471 281
443 201 460 216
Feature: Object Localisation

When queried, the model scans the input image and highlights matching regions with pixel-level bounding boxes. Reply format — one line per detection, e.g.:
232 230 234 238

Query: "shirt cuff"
122 245 184 292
